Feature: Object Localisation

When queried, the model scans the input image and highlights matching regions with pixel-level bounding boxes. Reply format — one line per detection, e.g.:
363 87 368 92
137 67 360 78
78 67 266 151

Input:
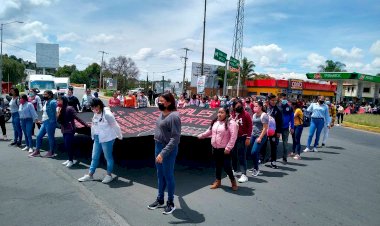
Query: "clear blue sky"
1 0 379 81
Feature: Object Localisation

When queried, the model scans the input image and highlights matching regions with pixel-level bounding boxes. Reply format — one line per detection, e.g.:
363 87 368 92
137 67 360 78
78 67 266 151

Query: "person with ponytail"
198 107 239 191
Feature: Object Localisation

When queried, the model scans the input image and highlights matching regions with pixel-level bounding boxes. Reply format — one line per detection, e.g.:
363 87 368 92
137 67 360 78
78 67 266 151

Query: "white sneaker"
28 148 34 153
78 174 93 182
252 169 260 177
102 175 113 184
232 170 238 176
73 160 78 165
66 161 74 168
247 168 254 173
62 160 69 165
22 146 29 151
313 147 318 152
303 148 311 152
238 174 248 183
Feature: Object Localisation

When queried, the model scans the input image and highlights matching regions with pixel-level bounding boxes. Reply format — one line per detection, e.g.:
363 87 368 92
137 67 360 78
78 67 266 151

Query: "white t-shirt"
41 102 49 121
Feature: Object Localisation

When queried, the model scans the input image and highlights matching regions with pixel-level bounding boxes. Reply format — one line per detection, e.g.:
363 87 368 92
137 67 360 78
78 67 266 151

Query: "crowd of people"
0 86 356 215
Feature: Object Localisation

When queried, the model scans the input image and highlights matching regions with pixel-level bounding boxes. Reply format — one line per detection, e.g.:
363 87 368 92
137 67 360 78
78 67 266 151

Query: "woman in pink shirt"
198 107 239 191
108 91 121 107
177 94 187 108
210 95 221 109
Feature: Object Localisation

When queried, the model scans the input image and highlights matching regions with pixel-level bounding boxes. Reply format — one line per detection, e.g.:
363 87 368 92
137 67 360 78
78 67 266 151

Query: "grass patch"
344 114 380 128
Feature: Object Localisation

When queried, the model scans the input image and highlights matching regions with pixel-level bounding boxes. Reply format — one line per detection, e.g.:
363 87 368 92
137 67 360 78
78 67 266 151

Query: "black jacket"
267 105 283 134
67 96 81 112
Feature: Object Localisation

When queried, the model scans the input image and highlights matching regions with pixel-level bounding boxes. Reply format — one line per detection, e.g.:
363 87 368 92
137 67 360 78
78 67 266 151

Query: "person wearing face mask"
29 90 57 158
321 98 336 147
230 99 253 183
198 107 238 190
66 88 82 112
78 98 122 183
280 97 294 163
304 96 330 153
147 93 181 215
28 88 42 136
9 88 22 147
19 94 38 153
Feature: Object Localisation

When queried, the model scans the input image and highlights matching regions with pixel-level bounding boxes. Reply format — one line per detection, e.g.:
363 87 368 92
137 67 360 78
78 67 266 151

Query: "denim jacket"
44 99 57 124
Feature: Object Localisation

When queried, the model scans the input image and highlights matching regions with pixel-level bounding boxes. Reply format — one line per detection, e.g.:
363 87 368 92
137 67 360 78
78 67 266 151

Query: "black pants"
213 148 234 181
337 113 344 124
268 135 279 163
0 115 6 136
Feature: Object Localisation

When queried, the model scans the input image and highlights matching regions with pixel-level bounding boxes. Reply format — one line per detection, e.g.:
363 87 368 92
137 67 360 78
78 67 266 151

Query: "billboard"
36 43 59 68
191 62 219 88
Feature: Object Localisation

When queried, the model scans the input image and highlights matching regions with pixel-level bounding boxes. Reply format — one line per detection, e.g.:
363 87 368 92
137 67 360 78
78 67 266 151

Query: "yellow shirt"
294 108 303 126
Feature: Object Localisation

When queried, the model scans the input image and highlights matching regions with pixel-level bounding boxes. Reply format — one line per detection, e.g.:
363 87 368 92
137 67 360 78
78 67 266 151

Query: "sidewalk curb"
342 122 380 134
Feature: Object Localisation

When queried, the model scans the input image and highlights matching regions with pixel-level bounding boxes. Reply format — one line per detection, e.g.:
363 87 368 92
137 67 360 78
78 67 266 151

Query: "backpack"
267 115 276 136
302 110 312 127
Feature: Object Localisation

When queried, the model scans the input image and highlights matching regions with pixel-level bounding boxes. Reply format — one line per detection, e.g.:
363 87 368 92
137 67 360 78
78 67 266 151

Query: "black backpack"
301 110 312 127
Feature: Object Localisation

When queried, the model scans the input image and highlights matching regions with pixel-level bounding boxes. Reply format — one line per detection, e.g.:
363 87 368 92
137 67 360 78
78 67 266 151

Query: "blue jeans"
63 133 75 161
307 118 324 148
155 141 178 202
11 112 22 143
89 135 115 174
250 135 267 170
20 118 34 148
294 125 304 155
36 120 56 153
231 136 248 174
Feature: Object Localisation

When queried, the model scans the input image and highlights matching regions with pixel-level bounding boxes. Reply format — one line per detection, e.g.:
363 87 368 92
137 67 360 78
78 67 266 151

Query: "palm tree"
318 60 346 72
240 57 255 86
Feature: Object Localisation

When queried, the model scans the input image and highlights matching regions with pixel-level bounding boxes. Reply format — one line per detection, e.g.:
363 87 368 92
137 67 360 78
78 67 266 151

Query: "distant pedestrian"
291 101 304 160
210 95 221 109
19 94 38 153
280 96 294 163
108 91 121 107
78 98 123 183
28 88 42 136
321 98 335 147
189 94 200 106
0 97 7 140
94 88 99 98
66 88 82 112
147 93 181 215
336 103 344 125
198 107 238 190
9 88 22 147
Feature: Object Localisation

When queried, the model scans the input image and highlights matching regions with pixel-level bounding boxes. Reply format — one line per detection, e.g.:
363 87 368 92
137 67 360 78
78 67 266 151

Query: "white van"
54 77 70 95
25 74 56 95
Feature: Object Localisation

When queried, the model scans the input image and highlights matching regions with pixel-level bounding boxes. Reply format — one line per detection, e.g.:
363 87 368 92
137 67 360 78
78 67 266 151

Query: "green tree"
55 65 77 77
318 60 346 72
70 70 90 86
1 54 25 84
216 66 238 88
240 57 255 86
83 63 100 80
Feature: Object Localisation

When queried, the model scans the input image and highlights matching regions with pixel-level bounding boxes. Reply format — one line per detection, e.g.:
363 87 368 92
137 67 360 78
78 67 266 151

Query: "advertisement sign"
197 75 206 94
36 43 59 68
289 79 303 90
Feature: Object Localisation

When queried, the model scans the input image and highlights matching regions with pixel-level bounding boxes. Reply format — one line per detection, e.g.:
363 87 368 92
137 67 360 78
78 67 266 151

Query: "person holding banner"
198 107 238 191
148 93 181 215
78 98 123 183
108 91 121 107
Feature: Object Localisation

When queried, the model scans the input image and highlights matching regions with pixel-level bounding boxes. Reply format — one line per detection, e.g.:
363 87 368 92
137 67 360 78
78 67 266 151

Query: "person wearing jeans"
304 96 330 152
78 98 122 184
19 94 38 153
266 95 283 169
280 99 294 163
29 90 57 158
0 99 7 140
9 88 22 146
291 101 304 160
148 93 181 215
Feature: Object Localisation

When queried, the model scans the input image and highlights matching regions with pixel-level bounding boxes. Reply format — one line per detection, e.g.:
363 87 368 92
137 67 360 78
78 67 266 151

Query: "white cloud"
59 47 72 55
243 44 287 67
133 48 153 61
8 21 49 45
370 40 380 56
57 32 80 42
87 33 115 44
331 47 363 61
268 12 289 21
371 57 380 68
29 0 58 6
302 53 326 69
158 48 179 60
75 54 95 63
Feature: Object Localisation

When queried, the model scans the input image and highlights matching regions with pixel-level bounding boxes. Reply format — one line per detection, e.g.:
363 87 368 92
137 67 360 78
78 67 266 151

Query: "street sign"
229 56 240 69
214 48 227 63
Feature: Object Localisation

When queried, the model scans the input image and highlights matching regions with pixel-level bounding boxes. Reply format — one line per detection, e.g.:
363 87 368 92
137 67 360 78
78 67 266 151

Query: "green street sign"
214 48 227 63
229 56 240 69
356 73 380 83
306 72 354 80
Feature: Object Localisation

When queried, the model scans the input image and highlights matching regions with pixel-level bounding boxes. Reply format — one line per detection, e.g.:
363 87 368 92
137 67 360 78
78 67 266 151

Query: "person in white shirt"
78 98 123 184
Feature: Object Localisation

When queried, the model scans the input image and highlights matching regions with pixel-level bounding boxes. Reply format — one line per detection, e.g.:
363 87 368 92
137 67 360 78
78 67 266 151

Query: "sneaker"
293 155 301 160
28 151 41 158
289 152 295 157
303 147 311 152
313 147 318 152
9 141 17 146
1 135 8 140
247 168 254 173
162 201 176 215
66 161 74 168
102 175 113 184
252 169 260 177
78 174 93 182
22 146 29 151
232 170 239 176
336 124 340 126
322 143 325 147
16 143 22 147
73 160 78 165
271 162 278 169
62 160 69 165
238 174 248 183
282 158 288 164
42 151 54 158
28 148 34 153
147 199 165 210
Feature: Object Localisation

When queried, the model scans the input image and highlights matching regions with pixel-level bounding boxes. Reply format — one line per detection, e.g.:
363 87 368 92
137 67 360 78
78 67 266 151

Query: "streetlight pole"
0 21 23 95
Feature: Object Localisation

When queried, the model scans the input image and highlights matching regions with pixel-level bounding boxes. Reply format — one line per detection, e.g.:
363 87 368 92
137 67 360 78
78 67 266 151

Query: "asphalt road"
0 122 379 226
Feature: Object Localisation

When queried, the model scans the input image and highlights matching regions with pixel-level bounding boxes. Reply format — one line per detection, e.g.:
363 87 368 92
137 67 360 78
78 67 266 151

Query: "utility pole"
162 76 165 94
201 0 207 76
98 50 108 89
223 60 229 96
181 48 190 94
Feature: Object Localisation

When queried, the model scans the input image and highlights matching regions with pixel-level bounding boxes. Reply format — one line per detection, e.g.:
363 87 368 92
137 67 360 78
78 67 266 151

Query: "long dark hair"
257 100 266 113
210 107 230 130
90 98 105 112
160 93 176 111
57 95 68 124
